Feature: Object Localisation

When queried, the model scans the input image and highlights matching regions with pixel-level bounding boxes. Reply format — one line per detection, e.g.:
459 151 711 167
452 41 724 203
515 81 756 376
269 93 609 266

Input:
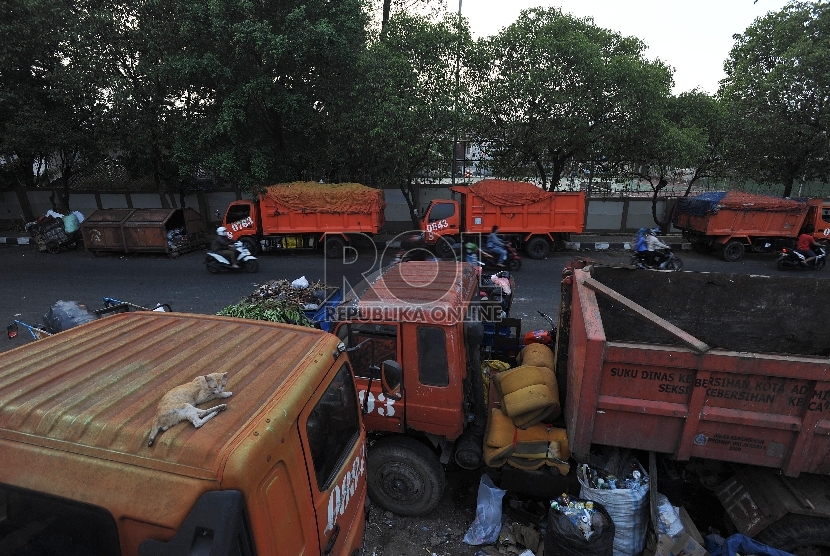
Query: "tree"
468 7 673 190
625 91 728 228
720 1 830 197
340 13 469 226
0 0 106 217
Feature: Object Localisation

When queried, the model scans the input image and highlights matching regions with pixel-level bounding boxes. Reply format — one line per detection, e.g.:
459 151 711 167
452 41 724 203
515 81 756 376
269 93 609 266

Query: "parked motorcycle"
206 241 259 273
523 310 557 346
630 249 683 271
776 245 826 271
457 242 522 271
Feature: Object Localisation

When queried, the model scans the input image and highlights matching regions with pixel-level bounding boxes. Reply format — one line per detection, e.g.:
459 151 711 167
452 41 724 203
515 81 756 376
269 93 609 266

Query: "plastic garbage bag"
291 276 309 289
544 498 615 556
463 475 506 546
706 533 795 556
654 493 683 538
579 463 649 556
63 213 80 233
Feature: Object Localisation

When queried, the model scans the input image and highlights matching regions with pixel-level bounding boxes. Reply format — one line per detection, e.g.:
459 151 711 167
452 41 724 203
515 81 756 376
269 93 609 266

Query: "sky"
460 0 791 94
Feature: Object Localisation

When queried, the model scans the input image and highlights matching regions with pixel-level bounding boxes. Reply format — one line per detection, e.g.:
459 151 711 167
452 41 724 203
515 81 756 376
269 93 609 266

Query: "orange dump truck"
673 190 830 261
0 312 367 556
558 262 830 553
420 179 585 259
221 182 385 258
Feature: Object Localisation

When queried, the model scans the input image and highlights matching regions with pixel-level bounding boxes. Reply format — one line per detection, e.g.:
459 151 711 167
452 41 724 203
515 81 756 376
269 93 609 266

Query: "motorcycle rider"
633 228 649 265
211 227 239 269
796 227 820 267
486 225 508 267
645 227 670 267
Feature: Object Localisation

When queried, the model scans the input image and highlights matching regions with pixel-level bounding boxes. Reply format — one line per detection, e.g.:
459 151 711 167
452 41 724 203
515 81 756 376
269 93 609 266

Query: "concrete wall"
0 188 675 234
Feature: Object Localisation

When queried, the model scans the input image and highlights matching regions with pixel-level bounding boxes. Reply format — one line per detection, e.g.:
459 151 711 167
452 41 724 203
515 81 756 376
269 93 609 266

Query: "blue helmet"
650 227 661 235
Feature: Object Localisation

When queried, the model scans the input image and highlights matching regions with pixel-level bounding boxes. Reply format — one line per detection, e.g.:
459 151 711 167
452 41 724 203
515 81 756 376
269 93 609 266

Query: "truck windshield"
428 203 455 222
226 204 251 222
306 363 361 490
0 484 120 555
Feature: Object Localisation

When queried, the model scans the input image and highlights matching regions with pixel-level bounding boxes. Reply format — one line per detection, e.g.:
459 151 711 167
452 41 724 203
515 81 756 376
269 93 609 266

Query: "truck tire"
240 237 258 256
754 514 830 556
436 236 456 259
721 240 745 262
325 236 345 259
525 237 550 259
367 437 445 517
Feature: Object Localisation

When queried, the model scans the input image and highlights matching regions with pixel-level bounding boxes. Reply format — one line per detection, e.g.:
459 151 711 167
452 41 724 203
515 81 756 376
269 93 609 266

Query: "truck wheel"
240 237 258 256
435 236 456 259
721 240 745 262
325 237 345 259
525 237 550 260
755 514 830 556
367 437 445 517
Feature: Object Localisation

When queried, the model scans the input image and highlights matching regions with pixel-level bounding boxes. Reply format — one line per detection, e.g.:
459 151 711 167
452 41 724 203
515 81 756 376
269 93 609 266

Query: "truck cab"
331 262 494 516
222 200 260 253
0 312 367 556
421 200 461 247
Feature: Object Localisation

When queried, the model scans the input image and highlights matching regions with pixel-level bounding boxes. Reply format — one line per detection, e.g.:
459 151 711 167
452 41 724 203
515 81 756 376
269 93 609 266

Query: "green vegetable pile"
217 278 330 327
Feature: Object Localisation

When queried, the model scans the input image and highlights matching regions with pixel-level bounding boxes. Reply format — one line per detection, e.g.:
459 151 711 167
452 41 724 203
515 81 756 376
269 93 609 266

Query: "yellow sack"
494 365 546 397
501 384 554 418
516 343 555 371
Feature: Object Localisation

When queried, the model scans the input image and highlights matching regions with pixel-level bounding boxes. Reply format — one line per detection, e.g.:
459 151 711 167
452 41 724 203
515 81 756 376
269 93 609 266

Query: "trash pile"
550 494 605 541
580 464 648 491
217 276 332 327
26 210 84 253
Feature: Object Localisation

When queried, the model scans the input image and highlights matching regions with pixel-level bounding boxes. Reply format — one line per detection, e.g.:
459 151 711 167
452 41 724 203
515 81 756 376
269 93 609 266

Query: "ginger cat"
148 372 232 447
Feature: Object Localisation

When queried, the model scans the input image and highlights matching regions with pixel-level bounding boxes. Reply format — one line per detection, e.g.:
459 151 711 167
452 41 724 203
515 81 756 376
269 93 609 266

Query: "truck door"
335 322 404 433
423 201 459 243
298 361 367 556
223 201 257 238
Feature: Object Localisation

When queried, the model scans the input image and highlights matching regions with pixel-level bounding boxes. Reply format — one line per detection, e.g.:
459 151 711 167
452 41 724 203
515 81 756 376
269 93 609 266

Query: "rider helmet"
649 227 660 236
636 228 647 237
216 226 228 236
465 242 478 254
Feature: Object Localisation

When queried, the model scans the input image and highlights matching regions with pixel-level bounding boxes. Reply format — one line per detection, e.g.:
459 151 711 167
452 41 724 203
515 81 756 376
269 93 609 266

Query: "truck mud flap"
139 490 254 556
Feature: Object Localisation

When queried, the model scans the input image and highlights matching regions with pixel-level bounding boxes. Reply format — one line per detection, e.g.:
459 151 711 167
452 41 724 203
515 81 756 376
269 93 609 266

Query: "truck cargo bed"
562 264 830 477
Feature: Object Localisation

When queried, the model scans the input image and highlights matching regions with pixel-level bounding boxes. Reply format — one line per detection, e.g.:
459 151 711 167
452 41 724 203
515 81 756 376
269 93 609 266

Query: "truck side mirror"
381 360 403 400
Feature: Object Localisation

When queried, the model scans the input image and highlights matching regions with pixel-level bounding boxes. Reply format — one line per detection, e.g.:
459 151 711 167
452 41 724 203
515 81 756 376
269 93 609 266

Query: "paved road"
1 243 824 353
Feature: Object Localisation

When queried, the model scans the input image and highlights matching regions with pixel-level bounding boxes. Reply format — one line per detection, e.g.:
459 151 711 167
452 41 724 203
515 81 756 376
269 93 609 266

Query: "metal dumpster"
81 208 207 257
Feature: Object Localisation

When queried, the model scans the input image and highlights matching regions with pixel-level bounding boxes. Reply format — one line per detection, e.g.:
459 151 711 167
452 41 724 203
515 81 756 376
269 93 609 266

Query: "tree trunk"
381 0 392 32
534 156 547 191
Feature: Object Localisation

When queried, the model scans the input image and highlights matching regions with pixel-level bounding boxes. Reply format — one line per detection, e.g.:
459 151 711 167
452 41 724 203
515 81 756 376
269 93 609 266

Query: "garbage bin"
82 208 207 257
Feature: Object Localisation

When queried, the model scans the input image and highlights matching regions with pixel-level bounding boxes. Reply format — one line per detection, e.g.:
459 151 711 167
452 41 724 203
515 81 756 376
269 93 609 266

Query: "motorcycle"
456 242 522 271
776 245 826 271
523 310 557 346
391 233 439 264
630 249 683 271
206 241 259 273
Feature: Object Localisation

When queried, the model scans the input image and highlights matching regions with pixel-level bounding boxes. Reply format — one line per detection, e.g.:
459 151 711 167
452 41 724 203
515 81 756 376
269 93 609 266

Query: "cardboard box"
671 532 710 556
678 507 705 546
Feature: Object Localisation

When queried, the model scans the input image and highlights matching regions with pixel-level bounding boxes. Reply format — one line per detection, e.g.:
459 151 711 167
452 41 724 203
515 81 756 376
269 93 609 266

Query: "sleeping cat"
147 372 233 447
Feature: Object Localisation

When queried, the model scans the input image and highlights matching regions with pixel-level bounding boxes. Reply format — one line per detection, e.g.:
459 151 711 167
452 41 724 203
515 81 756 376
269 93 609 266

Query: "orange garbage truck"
0 311 367 556
672 190 830 261
557 261 830 553
221 182 385 258
419 179 586 259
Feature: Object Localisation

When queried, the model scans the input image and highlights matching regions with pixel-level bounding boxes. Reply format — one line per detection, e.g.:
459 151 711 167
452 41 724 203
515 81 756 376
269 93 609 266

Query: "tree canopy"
720 0 830 197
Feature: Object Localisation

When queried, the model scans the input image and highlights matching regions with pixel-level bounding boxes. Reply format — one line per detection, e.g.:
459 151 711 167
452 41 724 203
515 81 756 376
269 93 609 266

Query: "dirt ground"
362 467 556 556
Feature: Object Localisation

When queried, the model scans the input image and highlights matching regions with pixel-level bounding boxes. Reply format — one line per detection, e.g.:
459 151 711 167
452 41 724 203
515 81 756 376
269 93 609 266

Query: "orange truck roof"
340 261 479 324
0 312 344 527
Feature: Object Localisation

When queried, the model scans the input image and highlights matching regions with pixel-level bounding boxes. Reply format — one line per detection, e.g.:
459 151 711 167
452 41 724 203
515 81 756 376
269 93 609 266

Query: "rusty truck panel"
563 265 830 477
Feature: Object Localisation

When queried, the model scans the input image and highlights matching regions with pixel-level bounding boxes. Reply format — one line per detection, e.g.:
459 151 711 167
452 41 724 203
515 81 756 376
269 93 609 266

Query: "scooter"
206 241 259 273
457 242 522 271
391 233 439 264
776 245 826 271
630 249 683 271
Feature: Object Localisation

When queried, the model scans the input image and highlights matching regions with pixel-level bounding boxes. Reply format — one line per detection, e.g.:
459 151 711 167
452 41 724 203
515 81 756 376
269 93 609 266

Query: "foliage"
217 278 331 326
625 90 729 227
468 7 674 191
720 1 830 197
340 12 470 224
